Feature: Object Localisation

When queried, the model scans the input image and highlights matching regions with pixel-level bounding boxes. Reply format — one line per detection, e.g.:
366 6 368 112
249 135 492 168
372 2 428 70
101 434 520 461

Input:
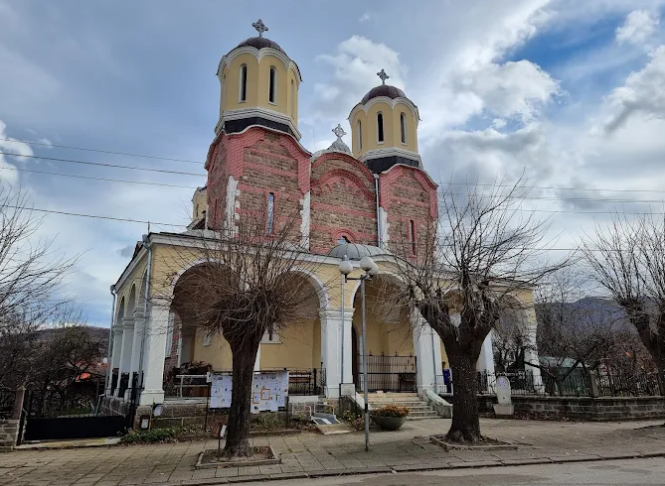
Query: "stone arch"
116 296 126 322
288 266 330 309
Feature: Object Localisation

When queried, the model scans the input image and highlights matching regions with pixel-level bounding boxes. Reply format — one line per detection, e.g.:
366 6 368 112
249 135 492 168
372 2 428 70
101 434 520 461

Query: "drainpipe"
137 234 153 392
105 286 117 396
374 174 381 248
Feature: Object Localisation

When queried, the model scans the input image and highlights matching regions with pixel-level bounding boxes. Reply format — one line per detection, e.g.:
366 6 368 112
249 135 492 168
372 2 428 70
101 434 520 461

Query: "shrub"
341 410 365 431
120 427 180 444
370 405 409 418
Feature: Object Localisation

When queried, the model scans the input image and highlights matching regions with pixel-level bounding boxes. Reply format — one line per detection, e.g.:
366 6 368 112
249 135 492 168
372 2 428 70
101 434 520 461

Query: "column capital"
133 309 146 320
121 317 135 330
319 307 354 321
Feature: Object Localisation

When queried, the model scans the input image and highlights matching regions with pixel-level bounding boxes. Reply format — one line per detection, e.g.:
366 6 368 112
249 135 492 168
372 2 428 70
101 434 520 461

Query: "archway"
351 273 415 392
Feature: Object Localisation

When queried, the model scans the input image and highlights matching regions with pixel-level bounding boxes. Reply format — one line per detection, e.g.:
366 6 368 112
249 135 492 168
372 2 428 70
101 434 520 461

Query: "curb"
160 451 665 485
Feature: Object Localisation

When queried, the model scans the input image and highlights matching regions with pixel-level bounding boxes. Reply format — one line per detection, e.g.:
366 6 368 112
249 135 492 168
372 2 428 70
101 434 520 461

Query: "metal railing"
439 368 664 398
358 355 417 393
0 388 15 419
163 368 327 400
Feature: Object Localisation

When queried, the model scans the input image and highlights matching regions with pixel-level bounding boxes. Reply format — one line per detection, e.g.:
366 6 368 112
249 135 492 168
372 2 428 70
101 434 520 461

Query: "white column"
476 332 496 393
110 324 123 396
130 311 145 382
115 317 135 397
320 307 353 398
254 344 261 372
139 299 170 405
411 310 440 395
524 309 543 392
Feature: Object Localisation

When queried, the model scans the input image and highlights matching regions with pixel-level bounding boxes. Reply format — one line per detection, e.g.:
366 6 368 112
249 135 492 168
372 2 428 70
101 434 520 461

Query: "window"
261 329 280 344
400 112 407 144
267 192 275 233
357 120 362 150
409 220 416 255
290 79 295 116
377 113 384 143
239 64 247 102
203 331 212 347
269 66 277 104
337 236 350 244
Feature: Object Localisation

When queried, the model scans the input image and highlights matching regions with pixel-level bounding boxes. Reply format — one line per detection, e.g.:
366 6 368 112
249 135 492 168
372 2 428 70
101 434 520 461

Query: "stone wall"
476 395 665 421
99 396 132 417
0 419 20 450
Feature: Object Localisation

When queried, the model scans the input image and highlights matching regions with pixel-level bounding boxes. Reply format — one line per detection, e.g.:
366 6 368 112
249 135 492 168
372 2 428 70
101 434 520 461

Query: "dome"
235 37 287 55
310 124 353 162
360 85 407 104
328 243 392 260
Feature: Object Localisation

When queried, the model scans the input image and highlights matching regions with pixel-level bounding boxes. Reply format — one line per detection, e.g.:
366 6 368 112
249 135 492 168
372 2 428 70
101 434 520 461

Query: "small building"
105 21 542 411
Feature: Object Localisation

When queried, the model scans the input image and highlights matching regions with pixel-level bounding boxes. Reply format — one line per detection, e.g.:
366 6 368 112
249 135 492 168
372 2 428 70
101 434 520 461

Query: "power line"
443 181 665 195
0 151 207 177
0 204 186 227
0 137 205 165
0 166 200 189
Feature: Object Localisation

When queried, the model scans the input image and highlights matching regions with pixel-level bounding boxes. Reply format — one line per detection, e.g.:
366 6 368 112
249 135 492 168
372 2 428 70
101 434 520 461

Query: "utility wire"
0 151 206 177
0 137 205 165
0 166 200 189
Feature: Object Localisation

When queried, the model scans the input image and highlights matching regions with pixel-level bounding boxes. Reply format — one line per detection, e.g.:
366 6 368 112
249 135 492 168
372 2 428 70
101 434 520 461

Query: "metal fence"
358 355 417 393
164 368 326 400
439 368 663 398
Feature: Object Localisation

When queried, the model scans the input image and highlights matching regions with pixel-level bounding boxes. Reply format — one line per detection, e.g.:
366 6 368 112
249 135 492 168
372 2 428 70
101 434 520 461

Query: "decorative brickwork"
310 153 378 253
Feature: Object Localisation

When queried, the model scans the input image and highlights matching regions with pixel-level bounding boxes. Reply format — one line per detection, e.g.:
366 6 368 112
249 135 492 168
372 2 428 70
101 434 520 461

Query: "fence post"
11 386 25 421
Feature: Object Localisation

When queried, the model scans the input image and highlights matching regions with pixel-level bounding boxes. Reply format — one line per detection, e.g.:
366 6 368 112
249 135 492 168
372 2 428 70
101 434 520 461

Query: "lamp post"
339 255 379 452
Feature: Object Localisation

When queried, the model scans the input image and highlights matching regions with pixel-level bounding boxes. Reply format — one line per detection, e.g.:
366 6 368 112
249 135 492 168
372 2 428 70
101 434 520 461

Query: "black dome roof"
235 37 286 55
361 85 407 104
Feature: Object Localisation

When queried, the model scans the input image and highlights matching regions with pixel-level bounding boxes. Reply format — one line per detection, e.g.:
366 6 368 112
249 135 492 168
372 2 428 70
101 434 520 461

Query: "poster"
209 371 289 413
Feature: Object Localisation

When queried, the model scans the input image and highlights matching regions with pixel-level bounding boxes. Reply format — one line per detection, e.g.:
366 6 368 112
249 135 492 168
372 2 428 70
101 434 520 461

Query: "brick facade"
205 126 438 256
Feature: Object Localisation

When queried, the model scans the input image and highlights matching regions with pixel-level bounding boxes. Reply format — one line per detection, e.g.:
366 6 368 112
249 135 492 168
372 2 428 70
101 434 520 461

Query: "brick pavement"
0 419 664 485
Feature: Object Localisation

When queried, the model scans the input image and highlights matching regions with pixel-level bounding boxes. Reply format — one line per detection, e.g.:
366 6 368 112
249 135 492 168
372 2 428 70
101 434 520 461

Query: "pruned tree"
395 180 570 443
166 214 324 458
581 213 665 395
534 270 626 395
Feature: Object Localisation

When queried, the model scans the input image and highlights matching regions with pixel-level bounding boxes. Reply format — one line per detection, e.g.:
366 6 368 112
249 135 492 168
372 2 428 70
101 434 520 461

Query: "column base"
139 389 165 406
324 386 340 399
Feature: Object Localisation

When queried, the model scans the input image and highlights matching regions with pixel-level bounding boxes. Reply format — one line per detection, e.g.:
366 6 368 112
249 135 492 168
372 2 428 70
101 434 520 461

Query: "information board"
209 371 289 413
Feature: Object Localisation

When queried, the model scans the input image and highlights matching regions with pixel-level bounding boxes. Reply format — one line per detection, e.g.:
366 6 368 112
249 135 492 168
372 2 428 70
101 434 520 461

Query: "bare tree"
581 213 665 395
534 270 625 395
165 214 324 458
395 180 569 443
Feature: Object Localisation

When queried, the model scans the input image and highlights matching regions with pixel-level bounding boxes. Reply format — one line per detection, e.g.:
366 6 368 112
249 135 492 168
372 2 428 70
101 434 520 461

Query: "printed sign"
209 371 289 413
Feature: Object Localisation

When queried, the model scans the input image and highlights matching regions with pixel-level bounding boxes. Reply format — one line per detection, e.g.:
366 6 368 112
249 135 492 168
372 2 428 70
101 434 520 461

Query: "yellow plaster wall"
193 330 232 370
220 53 298 128
260 319 321 369
192 188 207 221
350 101 418 157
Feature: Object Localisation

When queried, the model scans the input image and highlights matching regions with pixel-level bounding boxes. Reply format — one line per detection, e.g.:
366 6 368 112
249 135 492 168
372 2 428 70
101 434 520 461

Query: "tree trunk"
223 344 259 458
447 348 482 443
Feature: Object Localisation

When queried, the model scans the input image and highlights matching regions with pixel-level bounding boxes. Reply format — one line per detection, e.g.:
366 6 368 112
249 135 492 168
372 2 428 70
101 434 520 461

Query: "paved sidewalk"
0 419 664 485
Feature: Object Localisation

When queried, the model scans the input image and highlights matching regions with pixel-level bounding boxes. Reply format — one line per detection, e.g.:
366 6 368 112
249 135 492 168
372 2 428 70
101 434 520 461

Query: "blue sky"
1 0 665 326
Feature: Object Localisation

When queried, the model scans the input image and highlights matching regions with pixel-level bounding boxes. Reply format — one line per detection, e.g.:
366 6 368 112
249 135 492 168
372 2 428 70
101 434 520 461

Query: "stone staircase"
367 392 440 420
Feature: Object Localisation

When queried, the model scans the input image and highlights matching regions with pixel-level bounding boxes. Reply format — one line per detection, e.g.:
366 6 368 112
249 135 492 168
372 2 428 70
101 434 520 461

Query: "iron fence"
164 368 326 400
358 355 417 393
440 368 664 398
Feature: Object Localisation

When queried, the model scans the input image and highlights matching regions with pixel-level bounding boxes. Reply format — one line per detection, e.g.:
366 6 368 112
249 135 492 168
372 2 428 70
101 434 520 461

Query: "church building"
106 20 542 410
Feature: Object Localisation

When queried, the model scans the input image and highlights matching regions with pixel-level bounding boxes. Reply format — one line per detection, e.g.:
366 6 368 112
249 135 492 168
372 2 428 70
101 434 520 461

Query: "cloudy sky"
1 0 665 326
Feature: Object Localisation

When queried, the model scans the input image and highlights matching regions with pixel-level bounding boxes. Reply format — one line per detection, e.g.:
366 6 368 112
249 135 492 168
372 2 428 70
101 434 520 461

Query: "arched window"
269 67 277 104
377 113 384 143
290 79 295 116
239 64 247 102
400 112 407 144
357 120 362 150
267 192 275 233
337 236 350 244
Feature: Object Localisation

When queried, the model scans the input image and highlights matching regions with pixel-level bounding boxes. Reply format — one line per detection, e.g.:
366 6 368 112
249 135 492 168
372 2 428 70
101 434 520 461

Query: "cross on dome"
332 124 347 140
252 19 269 37
377 69 389 85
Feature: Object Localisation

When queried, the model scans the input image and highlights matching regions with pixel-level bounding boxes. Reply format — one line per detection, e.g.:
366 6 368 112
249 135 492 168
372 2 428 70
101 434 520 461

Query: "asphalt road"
240 458 665 486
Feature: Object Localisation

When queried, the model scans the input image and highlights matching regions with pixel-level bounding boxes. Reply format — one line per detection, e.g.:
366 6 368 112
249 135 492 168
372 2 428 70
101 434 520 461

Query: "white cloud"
616 10 660 45
603 46 665 132
311 36 407 122
0 120 32 184
358 12 371 23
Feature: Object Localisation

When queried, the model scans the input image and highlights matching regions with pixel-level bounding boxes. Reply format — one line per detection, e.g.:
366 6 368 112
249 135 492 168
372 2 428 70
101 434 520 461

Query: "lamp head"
359 256 375 272
338 255 353 276
368 263 380 277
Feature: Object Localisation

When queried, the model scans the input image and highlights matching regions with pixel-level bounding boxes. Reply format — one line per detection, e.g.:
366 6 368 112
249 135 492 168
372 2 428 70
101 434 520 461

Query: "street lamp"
339 254 379 452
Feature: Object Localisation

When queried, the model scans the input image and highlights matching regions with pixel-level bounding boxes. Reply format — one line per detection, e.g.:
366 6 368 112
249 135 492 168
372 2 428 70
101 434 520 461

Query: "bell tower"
349 69 421 173
215 19 302 140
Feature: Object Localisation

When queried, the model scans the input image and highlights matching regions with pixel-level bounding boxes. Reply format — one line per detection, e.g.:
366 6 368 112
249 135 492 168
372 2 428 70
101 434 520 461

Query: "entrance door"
351 326 359 386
